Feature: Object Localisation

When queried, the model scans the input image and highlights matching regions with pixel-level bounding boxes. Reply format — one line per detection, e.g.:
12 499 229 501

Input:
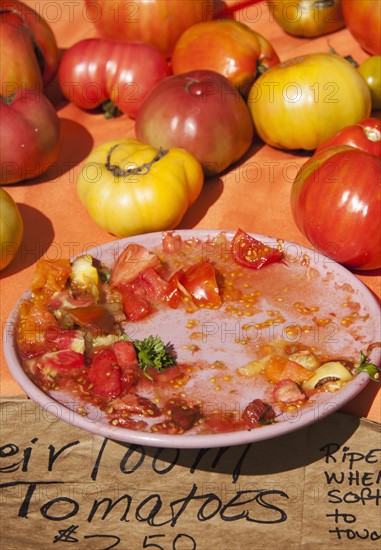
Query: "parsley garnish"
133 335 176 381
355 351 381 382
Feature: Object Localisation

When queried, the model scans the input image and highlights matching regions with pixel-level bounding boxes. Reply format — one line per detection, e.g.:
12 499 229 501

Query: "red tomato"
58 38 171 119
0 88 61 184
135 70 254 177
291 146 381 271
232 229 283 269
171 19 280 96
84 0 215 57
315 118 381 158
342 0 381 55
0 0 59 91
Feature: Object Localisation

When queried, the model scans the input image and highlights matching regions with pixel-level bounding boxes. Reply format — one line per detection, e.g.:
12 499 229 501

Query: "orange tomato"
264 355 312 384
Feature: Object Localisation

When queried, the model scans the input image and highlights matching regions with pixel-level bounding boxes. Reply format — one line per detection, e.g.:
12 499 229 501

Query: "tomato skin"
358 57 381 110
84 0 215 57
171 19 280 96
0 187 23 270
291 146 381 270
315 119 381 158
247 53 371 151
342 0 381 55
165 261 222 309
268 0 345 38
0 0 59 90
58 38 171 119
232 229 283 269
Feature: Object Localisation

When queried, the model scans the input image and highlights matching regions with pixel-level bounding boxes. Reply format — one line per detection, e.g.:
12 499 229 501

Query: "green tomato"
358 56 381 110
0 188 23 271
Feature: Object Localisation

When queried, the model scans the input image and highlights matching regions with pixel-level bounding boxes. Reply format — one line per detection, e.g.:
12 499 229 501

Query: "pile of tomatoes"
0 0 380 271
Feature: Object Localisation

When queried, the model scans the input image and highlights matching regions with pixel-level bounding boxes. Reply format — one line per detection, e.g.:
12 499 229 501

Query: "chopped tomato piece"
17 301 60 359
110 244 162 287
242 399 275 426
167 398 202 431
109 393 161 417
112 340 140 391
42 350 85 371
232 229 283 269
272 379 306 404
30 258 71 304
264 354 312 384
87 349 122 398
164 261 222 309
162 231 182 253
138 267 168 302
25 350 85 385
120 289 151 321
65 304 118 336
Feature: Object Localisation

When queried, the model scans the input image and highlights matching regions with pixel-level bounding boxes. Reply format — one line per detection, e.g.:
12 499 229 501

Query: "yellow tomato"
268 0 345 37
358 56 381 110
77 138 204 237
0 187 23 271
247 53 372 150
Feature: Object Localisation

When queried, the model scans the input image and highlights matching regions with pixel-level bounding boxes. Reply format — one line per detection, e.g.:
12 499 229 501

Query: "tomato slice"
164 261 222 309
232 229 283 269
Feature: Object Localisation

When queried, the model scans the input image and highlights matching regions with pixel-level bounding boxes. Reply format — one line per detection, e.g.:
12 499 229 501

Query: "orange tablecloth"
1 0 380 423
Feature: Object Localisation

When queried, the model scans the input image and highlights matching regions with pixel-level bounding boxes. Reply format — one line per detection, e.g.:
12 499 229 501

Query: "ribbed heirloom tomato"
291 146 381 271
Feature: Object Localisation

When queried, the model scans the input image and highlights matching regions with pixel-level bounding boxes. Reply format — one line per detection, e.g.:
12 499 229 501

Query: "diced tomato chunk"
65 304 118 336
272 379 306 404
30 258 71 304
120 290 151 321
138 267 168 302
87 349 122 398
162 231 182 253
167 398 202 431
242 398 275 426
264 354 312 384
110 244 162 287
232 229 283 269
112 340 140 391
164 261 222 309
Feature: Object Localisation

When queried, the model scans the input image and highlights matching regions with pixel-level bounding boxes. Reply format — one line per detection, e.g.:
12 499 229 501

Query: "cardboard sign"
0 398 380 549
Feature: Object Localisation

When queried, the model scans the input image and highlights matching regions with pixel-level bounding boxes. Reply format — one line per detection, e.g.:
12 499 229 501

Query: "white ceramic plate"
4 230 380 448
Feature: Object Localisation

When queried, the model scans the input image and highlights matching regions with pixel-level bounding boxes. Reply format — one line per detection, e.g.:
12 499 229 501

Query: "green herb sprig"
355 351 381 382
133 335 176 381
